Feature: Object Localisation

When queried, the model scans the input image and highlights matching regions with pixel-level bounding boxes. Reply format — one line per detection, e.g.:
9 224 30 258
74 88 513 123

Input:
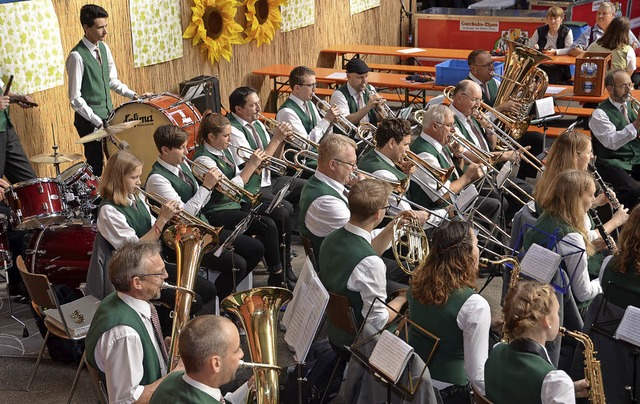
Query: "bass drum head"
107 93 201 182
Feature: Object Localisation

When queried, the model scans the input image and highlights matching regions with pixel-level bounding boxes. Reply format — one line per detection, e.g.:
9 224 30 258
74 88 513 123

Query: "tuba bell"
221 287 293 404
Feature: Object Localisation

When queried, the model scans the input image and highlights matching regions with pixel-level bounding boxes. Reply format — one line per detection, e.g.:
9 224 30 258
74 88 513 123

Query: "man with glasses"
318 179 408 353
277 65 339 145
330 58 386 128
569 2 639 57
590 69 640 209
86 241 183 403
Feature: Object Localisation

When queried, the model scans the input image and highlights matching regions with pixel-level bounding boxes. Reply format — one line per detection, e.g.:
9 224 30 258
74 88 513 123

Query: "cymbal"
75 120 141 144
30 152 84 164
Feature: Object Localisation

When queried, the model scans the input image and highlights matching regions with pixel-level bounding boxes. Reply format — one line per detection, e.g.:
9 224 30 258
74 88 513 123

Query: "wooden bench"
367 63 436 75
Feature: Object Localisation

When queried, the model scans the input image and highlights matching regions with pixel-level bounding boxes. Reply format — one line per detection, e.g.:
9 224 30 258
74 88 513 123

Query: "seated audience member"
485 281 589 404
587 17 637 75
408 220 491 403
85 241 183 403
528 6 573 84
150 315 250 404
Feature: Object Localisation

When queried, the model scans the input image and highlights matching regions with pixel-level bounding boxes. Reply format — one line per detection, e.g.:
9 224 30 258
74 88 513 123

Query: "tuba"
222 287 293 404
559 327 606 404
492 40 551 139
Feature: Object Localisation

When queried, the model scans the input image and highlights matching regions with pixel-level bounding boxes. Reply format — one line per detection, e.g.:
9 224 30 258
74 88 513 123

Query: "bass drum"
107 93 202 181
26 223 96 295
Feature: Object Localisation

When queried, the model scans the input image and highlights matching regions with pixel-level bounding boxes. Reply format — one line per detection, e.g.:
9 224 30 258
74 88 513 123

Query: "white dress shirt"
194 143 245 188
330 83 372 123
182 373 250 403
589 98 638 151
93 292 167 404
228 112 271 187
412 132 456 202
538 342 577 404
304 171 350 237
344 222 389 330
528 28 574 55
97 194 156 250
65 37 136 128
145 158 212 216
276 93 331 143
556 231 602 303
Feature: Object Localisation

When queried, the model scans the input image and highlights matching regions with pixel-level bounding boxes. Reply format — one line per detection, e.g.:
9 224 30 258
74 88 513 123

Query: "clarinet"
588 162 621 211
588 208 616 253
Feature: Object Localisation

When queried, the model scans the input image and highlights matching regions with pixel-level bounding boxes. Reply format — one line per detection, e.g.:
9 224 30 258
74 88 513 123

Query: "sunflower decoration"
183 0 244 65
244 0 286 47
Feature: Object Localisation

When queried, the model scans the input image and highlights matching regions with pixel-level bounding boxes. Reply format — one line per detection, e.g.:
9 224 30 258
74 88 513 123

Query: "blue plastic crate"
435 60 504 86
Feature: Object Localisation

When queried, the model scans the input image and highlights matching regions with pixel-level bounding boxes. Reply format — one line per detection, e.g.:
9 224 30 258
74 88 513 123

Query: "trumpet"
227 144 297 176
183 155 262 207
136 187 223 236
356 122 377 149
365 85 395 119
257 113 318 150
311 93 358 135
627 94 640 116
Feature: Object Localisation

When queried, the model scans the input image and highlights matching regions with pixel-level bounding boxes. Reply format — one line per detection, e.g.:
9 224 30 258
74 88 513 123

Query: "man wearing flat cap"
330 58 386 127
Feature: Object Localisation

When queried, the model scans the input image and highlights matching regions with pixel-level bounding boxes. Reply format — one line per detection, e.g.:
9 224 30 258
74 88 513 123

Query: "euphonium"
184 155 262 207
222 287 293 404
311 93 359 135
559 327 606 404
492 39 551 139
480 257 520 342
257 113 319 150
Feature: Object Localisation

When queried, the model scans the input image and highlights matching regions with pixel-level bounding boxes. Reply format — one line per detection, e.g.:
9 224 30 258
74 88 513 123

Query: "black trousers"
0 126 36 183
206 209 281 270
74 112 104 177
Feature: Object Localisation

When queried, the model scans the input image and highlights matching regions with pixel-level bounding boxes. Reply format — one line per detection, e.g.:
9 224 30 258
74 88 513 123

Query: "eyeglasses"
613 83 634 90
435 121 455 129
461 93 482 103
300 82 318 88
132 271 165 279
472 62 494 69
333 158 357 169
383 204 392 213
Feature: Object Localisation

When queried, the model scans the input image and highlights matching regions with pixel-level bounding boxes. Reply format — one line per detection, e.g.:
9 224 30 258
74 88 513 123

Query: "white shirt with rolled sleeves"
66 37 136 128
589 98 638 151
228 112 271 187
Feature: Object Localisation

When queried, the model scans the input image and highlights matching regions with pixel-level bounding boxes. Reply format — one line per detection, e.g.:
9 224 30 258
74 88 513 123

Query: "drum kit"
0 93 202 293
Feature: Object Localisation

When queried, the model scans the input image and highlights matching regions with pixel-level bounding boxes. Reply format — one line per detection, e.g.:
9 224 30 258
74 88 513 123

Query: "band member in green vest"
319 179 408 351
66 4 141 176
146 124 262 299
408 220 491 402
276 66 339 146
485 281 590 403
150 315 250 404
589 69 640 210
330 58 385 127
357 117 443 227
524 170 602 308
228 87 305 287
194 112 285 287
86 241 185 403
410 104 502 231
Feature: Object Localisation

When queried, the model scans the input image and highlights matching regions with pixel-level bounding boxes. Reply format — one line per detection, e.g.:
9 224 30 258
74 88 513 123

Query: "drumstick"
3 75 12 96
9 96 38 107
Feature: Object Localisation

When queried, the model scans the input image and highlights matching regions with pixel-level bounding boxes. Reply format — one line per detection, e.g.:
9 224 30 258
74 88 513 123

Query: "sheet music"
520 243 562 284
397 48 426 54
615 305 640 347
283 258 329 363
369 329 414 383
545 86 565 95
496 161 512 189
455 184 478 214
326 72 347 79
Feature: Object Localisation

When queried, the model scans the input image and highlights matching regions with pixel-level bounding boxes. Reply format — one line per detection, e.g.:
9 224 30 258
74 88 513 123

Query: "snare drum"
26 223 96 294
5 178 67 230
107 93 202 181
58 162 100 208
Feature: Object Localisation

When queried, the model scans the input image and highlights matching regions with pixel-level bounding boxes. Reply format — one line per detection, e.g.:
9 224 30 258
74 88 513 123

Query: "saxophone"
559 327 606 403
480 256 520 342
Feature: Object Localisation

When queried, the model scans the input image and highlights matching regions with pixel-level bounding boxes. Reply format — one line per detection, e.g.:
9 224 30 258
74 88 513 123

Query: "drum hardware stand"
0 248 29 337
51 126 62 176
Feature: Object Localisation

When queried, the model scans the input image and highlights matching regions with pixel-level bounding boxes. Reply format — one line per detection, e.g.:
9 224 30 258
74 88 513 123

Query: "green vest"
150 371 220 404
602 256 640 308
100 197 152 238
298 175 347 264
454 114 484 148
71 40 113 119
407 287 474 385
226 114 262 195
592 99 640 171
85 293 163 386
319 226 376 348
0 103 9 132
194 145 242 213
408 136 454 209
485 342 556 404
358 150 410 201
336 84 377 126
146 162 209 223
278 98 317 133
466 75 498 107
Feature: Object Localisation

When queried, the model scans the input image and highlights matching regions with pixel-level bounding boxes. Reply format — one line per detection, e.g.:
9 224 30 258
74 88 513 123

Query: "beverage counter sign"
460 20 499 32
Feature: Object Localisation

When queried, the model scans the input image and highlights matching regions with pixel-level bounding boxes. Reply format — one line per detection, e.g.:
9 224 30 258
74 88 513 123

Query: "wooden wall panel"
8 0 408 177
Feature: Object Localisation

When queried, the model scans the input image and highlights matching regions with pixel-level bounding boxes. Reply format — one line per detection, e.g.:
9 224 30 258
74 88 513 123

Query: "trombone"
136 187 223 236
183 155 262 207
227 144 297 177
257 113 319 150
311 93 359 135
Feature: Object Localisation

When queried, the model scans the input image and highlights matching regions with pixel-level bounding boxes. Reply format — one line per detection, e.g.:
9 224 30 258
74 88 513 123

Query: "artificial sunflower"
244 0 286 47
183 0 244 64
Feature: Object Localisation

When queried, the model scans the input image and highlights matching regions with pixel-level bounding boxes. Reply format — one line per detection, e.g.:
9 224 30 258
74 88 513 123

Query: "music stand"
350 297 438 402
